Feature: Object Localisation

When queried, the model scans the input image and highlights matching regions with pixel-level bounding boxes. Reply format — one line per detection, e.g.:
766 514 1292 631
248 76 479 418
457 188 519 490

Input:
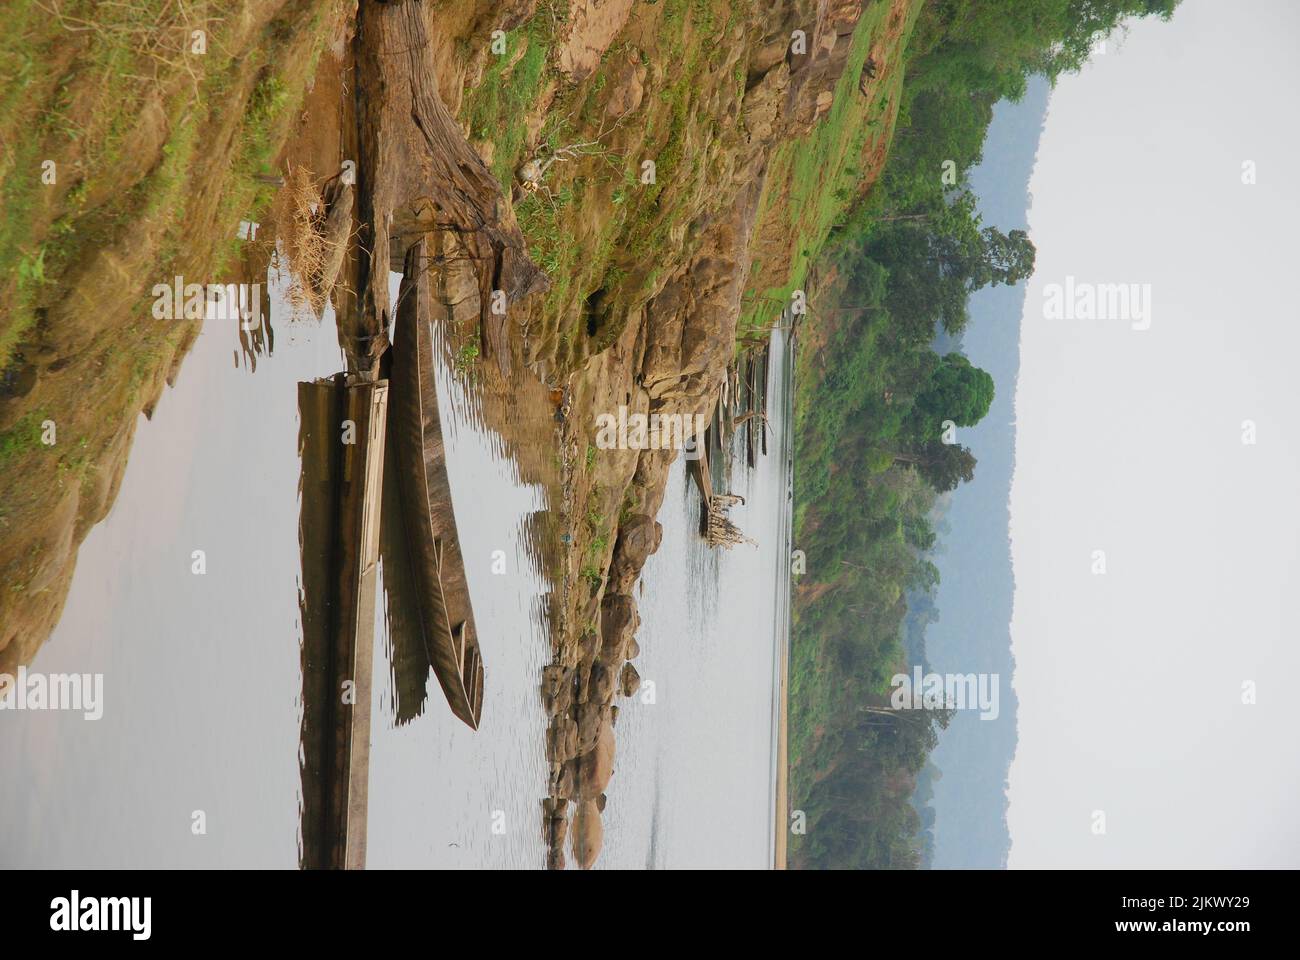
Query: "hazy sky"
1007 0 1300 868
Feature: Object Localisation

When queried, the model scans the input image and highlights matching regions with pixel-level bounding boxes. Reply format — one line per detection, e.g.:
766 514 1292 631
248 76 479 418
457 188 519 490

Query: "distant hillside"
925 76 1050 869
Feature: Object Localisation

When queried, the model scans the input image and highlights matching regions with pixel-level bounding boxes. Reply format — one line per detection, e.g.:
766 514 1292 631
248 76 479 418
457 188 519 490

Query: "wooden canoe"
390 238 484 730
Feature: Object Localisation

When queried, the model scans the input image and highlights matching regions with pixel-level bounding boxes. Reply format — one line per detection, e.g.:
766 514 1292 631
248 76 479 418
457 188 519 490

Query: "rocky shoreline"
1 0 914 871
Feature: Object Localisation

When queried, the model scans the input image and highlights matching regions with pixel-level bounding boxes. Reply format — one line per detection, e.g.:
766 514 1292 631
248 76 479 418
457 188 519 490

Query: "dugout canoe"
389 238 484 730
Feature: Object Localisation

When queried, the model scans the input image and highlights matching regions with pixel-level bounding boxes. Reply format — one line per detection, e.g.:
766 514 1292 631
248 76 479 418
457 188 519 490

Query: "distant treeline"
789 0 1179 870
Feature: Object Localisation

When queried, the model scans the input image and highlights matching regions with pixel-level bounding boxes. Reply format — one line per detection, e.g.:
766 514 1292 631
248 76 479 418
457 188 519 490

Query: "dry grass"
265 163 348 319
30 0 227 99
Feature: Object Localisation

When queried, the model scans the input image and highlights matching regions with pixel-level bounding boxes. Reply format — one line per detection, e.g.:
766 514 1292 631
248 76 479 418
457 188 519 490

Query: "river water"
0 270 792 869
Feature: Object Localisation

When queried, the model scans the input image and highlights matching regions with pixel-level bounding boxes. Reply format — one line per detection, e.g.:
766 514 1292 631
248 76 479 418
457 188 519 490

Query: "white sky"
1007 0 1300 868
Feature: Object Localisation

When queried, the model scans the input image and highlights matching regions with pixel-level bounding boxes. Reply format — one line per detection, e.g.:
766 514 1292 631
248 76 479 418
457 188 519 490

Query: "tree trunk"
346 0 547 378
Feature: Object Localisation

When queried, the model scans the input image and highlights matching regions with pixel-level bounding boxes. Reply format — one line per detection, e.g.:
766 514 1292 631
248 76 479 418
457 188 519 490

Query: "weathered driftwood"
351 0 546 378
689 445 752 548
706 494 754 549
391 238 484 730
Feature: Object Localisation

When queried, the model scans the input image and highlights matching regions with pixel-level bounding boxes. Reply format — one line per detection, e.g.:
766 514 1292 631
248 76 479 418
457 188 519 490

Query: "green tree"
907 353 995 439
893 441 979 493
975 227 1036 287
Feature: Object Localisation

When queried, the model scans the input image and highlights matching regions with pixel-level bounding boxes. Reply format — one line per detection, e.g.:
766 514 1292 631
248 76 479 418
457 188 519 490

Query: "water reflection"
364 273 557 868
0 275 341 868
595 333 793 870
0 243 792 870
297 376 389 870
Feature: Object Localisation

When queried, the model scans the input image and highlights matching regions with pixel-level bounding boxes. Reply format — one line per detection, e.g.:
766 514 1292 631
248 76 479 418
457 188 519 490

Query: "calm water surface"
0 268 792 869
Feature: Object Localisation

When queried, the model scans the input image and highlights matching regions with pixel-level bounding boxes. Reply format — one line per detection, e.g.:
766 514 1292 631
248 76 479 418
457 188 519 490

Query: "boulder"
544 674 575 717
585 660 617 705
570 800 604 870
615 515 661 569
546 717 579 762
553 761 578 800
575 702 611 753
603 47 647 119
540 663 568 698
619 662 641 698
599 594 639 664
578 629 601 667
577 723 615 799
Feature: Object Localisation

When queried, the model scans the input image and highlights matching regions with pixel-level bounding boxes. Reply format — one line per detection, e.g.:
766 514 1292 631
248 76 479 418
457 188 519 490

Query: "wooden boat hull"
390 238 484 730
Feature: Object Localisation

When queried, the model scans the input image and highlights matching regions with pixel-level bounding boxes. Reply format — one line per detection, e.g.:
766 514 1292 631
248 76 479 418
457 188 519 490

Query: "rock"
553 761 578 800
571 799 604 869
546 675 575 717
615 514 662 569
540 663 568 698
556 0 636 82
585 660 617 705
577 723 615 799
599 594 639 664
545 805 568 851
578 629 601 667
575 702 610 753
26 487 79 594
546 717 579 762
619 662 641 698
603 47 647 119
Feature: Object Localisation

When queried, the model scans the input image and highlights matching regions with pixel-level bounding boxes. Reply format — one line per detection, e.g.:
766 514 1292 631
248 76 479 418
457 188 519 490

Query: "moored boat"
389 238 484 730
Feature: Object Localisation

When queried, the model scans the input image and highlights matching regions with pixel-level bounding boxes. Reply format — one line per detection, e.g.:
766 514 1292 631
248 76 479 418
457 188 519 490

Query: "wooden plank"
339 378 387 870
295 376 388 870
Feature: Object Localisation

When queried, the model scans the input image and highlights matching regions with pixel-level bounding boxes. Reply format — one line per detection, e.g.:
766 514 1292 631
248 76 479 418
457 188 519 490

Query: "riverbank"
2 0 920 870
0 0 352 674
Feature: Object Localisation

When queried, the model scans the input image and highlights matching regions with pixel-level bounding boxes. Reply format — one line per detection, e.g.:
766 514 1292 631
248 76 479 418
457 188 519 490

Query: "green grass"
740 1 917 340
0 412 47 464
0 1 339 369
470 0 736 366
464 18 558 186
